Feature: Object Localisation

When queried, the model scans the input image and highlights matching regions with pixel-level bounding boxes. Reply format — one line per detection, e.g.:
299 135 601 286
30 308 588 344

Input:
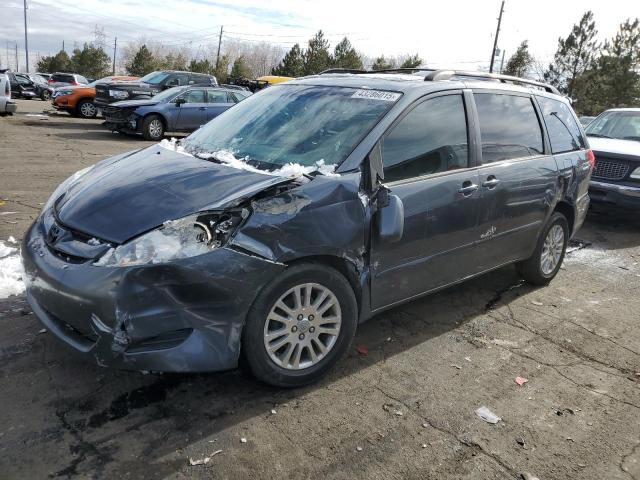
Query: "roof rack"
319 68 368 75
424 69 560 94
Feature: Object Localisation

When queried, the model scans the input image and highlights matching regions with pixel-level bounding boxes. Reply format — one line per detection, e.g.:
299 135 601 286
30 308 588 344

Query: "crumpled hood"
111 98 160 108
56 144 293 244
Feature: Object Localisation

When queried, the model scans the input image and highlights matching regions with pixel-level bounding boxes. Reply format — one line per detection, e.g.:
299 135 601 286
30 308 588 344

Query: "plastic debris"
38 328 47 334
270 409 277 415
515 376 528 386
422 422 429 428
356 446 363 452
189 450 222 466
531 301 543 306
240 437 247 443
356 345 369 356
464 356 472 362
475 406 501 424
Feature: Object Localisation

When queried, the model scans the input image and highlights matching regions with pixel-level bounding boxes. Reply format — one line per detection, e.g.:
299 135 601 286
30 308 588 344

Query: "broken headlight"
94 210 246 267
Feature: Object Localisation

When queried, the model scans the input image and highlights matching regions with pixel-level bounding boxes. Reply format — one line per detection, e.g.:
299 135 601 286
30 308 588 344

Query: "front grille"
593 159 629 181
103 107 126 121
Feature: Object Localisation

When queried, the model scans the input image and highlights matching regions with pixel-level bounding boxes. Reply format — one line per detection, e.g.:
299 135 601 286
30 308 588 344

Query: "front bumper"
589 180 640 209
22 218 285 372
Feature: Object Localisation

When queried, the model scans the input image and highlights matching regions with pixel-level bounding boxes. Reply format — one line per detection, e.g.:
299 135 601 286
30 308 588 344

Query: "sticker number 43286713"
351 89 401 102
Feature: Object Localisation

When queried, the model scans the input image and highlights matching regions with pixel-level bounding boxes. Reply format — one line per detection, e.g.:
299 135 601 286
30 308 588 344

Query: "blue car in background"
103 85 251 140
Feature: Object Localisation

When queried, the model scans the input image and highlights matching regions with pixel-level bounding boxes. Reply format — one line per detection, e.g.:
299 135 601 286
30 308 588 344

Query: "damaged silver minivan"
22 70 592 386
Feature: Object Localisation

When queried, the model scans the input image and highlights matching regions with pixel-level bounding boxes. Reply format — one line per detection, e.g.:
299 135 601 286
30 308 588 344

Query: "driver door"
370 92 482 310
174 89 208 131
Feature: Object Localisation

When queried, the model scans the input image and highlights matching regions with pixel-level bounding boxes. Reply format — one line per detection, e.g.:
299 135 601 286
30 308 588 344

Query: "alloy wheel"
540 224 564 275
149 119 163 139
80 102 96 118
263 283 342 370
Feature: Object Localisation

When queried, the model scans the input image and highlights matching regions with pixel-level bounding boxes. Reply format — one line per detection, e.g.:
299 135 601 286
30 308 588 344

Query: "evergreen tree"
545 11 599 97
371 55 395 71
230 55 252 80
272 43 305 77
332 37 363 70
400 54 422 69
213 54 231 83
303 30 331 75
189 59 215 74
158 53 188 71
503 41 533 78
36 50 71 73
599 18 640 107
126 45 156 76
69 43 111 78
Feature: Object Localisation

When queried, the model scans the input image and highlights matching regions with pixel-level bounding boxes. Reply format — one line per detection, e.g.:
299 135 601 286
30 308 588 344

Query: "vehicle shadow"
26 264 532 478
577 205 640 250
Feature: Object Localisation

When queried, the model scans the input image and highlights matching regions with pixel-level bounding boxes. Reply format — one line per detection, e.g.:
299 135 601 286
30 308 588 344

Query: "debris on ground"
421 443 427 448
422 422 429 428
515 436 526 448
270 409 277 415
475 406 502 424
555 408 575 416
38 328 47 334
451 364 462 370
188 450 222 466
382 403 403 416
519 473 540 480
356 446 363 452
531 301 543 306
464 356 472 362
240 437 247 443
356 345 369 356
515 376 528 386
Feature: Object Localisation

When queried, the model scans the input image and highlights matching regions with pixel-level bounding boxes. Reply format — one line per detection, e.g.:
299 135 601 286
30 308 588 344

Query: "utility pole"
23 0 30 71
15 42 19 71
499 49 506 74
62 40 65 52
489 0 505 73
112 37 117 75
215 26 223 69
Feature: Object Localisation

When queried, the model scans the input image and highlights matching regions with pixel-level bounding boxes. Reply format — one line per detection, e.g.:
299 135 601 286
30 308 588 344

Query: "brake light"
586 149 596 169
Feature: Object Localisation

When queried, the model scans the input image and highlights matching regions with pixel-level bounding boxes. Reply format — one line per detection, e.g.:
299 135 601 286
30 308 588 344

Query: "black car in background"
94 70 218 109
7 72 54 100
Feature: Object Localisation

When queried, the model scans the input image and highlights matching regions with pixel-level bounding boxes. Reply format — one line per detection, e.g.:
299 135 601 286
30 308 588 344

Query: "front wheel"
242 264 358 387
142 115 165 141
516 212 569 285
77 99 97 118
40 90 51 101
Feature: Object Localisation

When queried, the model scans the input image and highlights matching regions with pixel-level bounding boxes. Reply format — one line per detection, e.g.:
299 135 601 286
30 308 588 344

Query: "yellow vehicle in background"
256 75 293 85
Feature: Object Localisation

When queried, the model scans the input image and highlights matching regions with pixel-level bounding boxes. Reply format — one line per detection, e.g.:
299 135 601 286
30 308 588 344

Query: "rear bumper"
589 180 640 209
2 100 17 113
22 218 285 372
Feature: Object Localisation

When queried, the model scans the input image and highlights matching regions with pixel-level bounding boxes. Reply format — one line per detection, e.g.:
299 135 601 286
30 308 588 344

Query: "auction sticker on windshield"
351 90 401 101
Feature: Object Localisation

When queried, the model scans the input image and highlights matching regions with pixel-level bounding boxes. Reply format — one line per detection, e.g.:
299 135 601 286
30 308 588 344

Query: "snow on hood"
588 136 640 158
159 138 340 178
0 237 25 299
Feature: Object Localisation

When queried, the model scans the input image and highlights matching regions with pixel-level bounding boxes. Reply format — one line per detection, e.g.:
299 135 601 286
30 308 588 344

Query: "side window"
77 75 88 84
537 96 586 153
382 94 469 183
206 90 229 103
191 74 210 85
179 90 206 103
475 93 543 163
167 74 189 87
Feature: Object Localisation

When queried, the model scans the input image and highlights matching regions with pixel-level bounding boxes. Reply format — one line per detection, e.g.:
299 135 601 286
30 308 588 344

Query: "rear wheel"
40 90 51 101
242 264 358 387
516 212 569 285
77 99 97 119
142 115 165 141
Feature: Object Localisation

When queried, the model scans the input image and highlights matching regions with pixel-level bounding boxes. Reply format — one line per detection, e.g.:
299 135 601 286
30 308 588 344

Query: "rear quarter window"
537 96 585 153
475 93 544 163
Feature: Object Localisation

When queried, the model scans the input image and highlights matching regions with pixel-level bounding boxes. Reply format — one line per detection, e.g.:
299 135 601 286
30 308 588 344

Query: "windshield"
139 71 171 85
586 111 640 142
184 84 400 169
152 86 184 101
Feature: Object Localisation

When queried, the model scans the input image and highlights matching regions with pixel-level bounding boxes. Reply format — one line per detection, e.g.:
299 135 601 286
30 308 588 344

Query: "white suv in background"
0 68 18 116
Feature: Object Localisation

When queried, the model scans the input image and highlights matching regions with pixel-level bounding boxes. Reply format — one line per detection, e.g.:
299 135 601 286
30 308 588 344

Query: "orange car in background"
52 76 138 119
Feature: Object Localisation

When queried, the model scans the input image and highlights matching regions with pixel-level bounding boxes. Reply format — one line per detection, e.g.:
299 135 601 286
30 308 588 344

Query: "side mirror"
175 98 186 106
376 188 404 244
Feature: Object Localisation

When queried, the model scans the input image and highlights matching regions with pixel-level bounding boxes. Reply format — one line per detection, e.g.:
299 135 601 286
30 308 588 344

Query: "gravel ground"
1 99 639 480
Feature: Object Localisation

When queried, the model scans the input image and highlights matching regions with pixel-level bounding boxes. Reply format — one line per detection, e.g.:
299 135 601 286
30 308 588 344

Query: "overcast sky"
2 0 638 71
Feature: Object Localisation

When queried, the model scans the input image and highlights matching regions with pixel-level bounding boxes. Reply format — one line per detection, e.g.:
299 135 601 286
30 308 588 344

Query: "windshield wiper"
587 133 612 139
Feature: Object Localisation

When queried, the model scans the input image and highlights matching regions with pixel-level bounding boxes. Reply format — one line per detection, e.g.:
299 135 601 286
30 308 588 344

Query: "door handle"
482 176 501 189
198 107 206 110
458 181 479 196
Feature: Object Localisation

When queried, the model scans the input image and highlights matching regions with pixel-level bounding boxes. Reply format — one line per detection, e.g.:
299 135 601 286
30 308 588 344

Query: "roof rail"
319 68 435 75
424 69 560 94
319 68 368 74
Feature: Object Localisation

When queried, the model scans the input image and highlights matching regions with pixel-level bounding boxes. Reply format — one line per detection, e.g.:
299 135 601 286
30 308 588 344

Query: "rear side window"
230 91 250 102
475 93 543 163
537 96 585 153
206 90 229 103
76 75 88 84
52 74 74 83
191 74 211 85
382 94 469 183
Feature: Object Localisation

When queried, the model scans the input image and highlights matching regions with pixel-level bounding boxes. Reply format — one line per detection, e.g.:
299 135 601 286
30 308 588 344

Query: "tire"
40 90 51 101
77 99 97 119
142 115 165 141
516 212 569 286
242 263 358 387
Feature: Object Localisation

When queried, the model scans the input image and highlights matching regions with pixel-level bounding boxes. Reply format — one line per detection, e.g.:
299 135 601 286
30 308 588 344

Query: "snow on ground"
159 138 339 178
0 238 25 299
